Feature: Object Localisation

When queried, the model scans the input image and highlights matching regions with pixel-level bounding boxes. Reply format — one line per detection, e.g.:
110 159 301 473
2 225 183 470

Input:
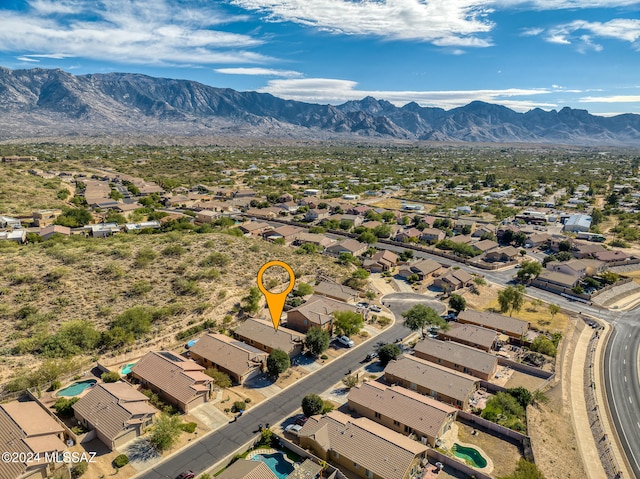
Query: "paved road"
138 293 437 479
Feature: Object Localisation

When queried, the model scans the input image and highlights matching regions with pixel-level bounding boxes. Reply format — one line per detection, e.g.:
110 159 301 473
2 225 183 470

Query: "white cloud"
258 77 556 111
215 67 302 77
521 27 543 36
544 18 640 50
579 95 640 103
16 56 40 62
495 0 640 8
231 0 495 47
0 0 269 66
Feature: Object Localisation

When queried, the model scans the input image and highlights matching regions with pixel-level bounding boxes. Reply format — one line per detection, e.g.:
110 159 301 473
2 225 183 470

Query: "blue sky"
0 0 639 115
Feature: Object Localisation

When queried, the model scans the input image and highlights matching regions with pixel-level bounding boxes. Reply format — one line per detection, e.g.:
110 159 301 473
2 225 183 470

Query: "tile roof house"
298 410 428 479
238 221 271 236
263 225 305 245
395 228 422 243
471 239 499 254
72 382 157 449
593 250 631 263
403 259 445 281
524 233 551 249
38 225 71 240
347 382 457 447
286 295 359 333
419 228 446 243
314 281 359 302
533 270 580 290
438 323 499 352
216 459 278 479
413 338 498 380
457 310 529 340
130 351 212 412
0 401 67 479
325 239 368 257
189 334 267 385
432 269 474 291
573 243 607 259
484 246 519 263
363 250 398 273
384 355 479 410
234 318 305 358
293 232 336 250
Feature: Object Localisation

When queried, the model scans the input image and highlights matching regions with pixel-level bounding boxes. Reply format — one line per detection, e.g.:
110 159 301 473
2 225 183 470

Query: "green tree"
498 285 525 317
266 349 290 377
333 311 364 336
338 252 358 265
302 394 324 417
507 387 533 408
293 282 314 297
242 286 261 315
549 304 560 320
53 397 79 417
149 413 183 451
358 231 378 244
498 459 546 479
305 327 330 356
591 208 604 226
516 261 542 283
101 371 121 383
204 368 232 388
530 335 557 357
378 343 402 365
54 208 93 227
402 304 448 338
448 294 467 314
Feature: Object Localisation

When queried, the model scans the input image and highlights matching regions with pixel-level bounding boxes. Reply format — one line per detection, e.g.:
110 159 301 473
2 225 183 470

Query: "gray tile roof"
414 338 498 376
299 411 427 479
217 459 278 479
234 319 305 354
314 282 359 301
384 355 478 403
347 382 456 438
72 382 157 442
457 310 529 337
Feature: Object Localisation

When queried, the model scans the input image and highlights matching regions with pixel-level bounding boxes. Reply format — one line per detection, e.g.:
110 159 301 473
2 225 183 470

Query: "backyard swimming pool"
57 379 97 397
453 443 488 468
251 452 294 479
120 363 136 375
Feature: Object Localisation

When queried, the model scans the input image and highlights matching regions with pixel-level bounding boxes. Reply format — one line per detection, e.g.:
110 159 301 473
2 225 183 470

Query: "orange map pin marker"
257 260 295 331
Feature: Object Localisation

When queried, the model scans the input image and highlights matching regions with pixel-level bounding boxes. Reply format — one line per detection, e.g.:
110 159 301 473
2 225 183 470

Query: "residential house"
123 221 161 232
414 338 498 380
314 281 360 302
573 243 607 259
238 221 271 236
32 209 62 227
217 460 278 479
471 239 499 254
0 215 21 229
472 225 496 239
263 225 304 245
524 233 551 249
593 250 632 264
432 269 474 291
457 310 529 341
438 323 498 352
0 229 27 243
305 208 330 222
325 239 368 258
484 246 519 263
347 382 457 447
348 205 372 216
38 225 71 240
363 250 398 273
286 295 359 333
395 228 422 243
196 210 221 223
91 223 120 238
234 318 305 358
384 355 479 410
449 235 473 245
419 228 445 243
130 351 211 413
293 232 336 250
533 270 580 291
235 189 257 199
453 219 476 235
298 410 428 479
546 259 603 277
0 401 67 479
72 382 157 450
549 236 575 253
189 333 267 384
399 259 445 282
361 220 382 230
278 201 300 214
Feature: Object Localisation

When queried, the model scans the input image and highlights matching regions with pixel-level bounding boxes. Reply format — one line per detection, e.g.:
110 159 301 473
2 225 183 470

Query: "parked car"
369 305 382 312
285 424 303 435
294 415 308 426
176 472 195 479
364 351 378 361
356 302 369 309
337 335 355 348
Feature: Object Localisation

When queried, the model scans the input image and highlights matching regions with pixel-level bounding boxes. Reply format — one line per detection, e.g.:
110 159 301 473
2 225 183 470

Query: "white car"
369 305 382 312
285 424 303 435
337 335 355 348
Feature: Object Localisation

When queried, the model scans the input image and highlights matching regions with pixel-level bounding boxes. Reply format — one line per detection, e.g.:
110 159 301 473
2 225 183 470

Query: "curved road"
137 293 442 479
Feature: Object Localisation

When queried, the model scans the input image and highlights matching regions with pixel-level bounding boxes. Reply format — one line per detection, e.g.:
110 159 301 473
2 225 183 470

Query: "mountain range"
1 66 639 145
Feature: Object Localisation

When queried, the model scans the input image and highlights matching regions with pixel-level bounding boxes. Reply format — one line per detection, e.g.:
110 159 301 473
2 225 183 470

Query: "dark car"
176 471 195 479
364 351 378 361
294 415 308 426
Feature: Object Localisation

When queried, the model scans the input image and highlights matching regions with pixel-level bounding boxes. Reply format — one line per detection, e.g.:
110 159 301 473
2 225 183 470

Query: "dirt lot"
457 422 523 478
463 283 569 333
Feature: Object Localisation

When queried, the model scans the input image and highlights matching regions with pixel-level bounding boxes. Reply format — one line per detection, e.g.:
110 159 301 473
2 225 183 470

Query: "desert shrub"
101 371 121 383
71 461 88 478
113 454 129 468
530 335 557 357
180 422 197 433
162 244 186 257
53 397 80 417
232 401 247 413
